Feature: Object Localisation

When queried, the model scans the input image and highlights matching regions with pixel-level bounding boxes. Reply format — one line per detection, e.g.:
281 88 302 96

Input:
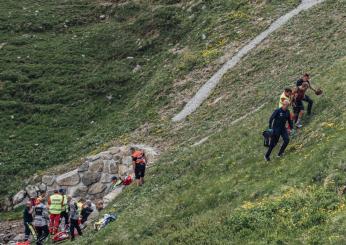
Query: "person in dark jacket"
23 201 34 241
81 200 93 224
265 100 294 161
296 73 316 115
67 196 82 241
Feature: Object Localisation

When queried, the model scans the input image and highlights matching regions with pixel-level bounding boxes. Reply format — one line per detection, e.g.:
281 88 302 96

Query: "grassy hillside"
0 0 299 200
73 1 346 244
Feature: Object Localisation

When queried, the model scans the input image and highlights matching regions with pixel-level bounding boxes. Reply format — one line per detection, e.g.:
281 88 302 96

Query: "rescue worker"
59 188 69 228
48 189 64 235
33 199 49 245
130 147 148 186
23 200 34 241
265 100 294 161
67 196 82 241
296 73 316 115
292 82 309 128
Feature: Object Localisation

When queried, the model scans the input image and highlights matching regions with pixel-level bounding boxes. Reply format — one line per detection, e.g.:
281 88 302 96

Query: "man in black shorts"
292 82 309 128
296 73 315 115
130 147 147 186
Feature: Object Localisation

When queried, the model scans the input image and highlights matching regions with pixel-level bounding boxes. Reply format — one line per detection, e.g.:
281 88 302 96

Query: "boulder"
99 151 113 160
14 197 29 209
78 162 89 172
82 172 101 186
121 156 132 166
25 185 39 198
100 173 113 183
103 160 118 174
89 159 104 172
109 147 121 155
69 185 88 198
118 165 131 176
56 169 80 186
42 175 55 186
38 183 46 192
12 190 26 205
88 183 107 195
86 154 100 162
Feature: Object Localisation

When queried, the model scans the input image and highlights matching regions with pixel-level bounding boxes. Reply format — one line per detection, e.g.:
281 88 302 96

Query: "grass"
0 0 298 201
68 1 346 244
1 0 346 244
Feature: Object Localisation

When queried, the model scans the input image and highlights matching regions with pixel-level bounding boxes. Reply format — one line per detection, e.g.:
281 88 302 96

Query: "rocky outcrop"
82 172 101 186
6 145 159 211
56 169 80 186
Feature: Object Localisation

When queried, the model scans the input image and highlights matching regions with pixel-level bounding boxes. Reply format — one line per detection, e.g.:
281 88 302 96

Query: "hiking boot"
296 122 303 128
264 155 270 162
277 153 284 158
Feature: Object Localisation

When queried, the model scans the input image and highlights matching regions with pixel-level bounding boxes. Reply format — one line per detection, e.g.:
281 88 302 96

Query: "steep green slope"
0 0 298 200
75 1 346 244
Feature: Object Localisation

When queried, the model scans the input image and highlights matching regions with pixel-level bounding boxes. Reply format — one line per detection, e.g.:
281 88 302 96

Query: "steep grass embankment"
75 1 346 244
0 0 299 202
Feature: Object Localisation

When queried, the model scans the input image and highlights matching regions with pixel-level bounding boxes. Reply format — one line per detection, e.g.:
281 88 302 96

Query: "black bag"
262 129 272 147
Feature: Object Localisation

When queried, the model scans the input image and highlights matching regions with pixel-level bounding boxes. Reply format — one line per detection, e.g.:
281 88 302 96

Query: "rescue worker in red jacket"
130 147 147 186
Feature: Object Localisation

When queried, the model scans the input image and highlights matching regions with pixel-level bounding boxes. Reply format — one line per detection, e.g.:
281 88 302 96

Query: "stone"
109 161 118 174
103 160 116 174
82 172 101 186
56 169 80 186
100 173 113 183
118 165 130 176
109 147 121 155
103 186 124 208
69 185 88 198
88 182 107 195
89 159 104 172
25 185 39 198
99 151 113 160
12 233 25 242
13 197 29 209
78 162 89 172
38 183 46 192
42 175 55 186
12 190 26 205
121 156 132 166
86 154 101 162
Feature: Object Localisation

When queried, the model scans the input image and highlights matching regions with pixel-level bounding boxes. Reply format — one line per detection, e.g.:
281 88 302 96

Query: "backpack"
262 129 272 147
122 176 132 186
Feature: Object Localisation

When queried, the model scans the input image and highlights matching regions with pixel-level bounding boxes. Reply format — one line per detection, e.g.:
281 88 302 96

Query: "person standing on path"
23 201 34 241
48 189 63 235
131 147 147 186
67 196 82 241
33 199 49 245
265 100 294 161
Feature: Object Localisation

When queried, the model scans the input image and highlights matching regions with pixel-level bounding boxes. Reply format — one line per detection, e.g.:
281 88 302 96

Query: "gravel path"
172 0 325 122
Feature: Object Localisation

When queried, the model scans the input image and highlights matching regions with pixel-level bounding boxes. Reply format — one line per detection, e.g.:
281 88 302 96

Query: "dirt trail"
172 0 325 122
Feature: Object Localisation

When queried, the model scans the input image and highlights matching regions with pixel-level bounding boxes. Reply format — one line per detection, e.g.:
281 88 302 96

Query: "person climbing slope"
48 189 64 235
265 100 294 161
292 82 309 128
296 73 323 115
130 147 147 186
279 88 292 108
